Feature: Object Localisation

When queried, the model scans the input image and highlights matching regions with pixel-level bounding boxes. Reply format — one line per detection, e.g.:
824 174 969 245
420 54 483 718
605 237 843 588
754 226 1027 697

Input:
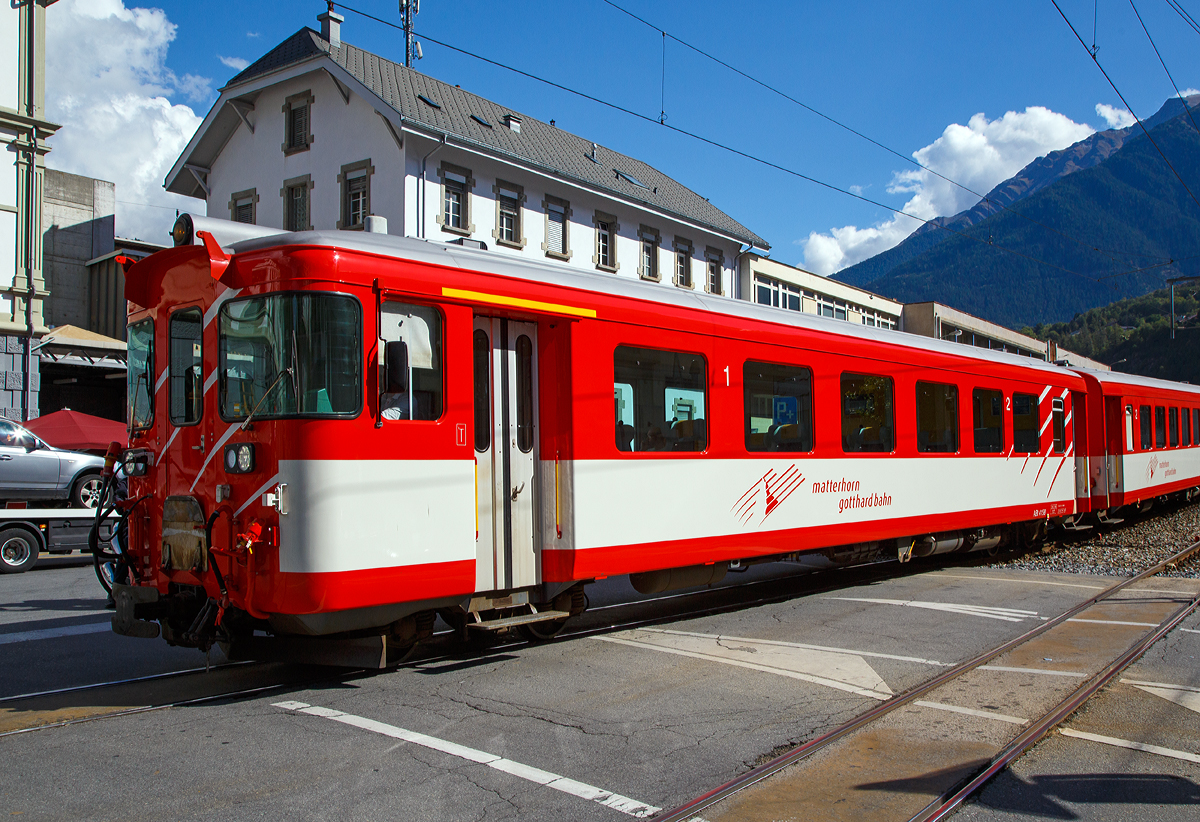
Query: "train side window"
516 335 534 453
614 346 707 452
1183 406 1192 447
1012 393 1039 453
380 302 443 421
169 308 203 427
1155 406 1166 449
972 388 1003 453
1125 405 1134 452
473 329 490 451
128 319 155 431
1052 397 1065 453
1193 408 1199 446
1169 407 1179 447
1140 405 1152 450
841 373 894 453
916 381 958 453
744 361 813 452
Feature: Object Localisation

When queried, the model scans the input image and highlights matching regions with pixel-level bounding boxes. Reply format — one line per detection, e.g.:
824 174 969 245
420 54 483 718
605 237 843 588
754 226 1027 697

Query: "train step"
1096 512 1124 526
468 609 571 632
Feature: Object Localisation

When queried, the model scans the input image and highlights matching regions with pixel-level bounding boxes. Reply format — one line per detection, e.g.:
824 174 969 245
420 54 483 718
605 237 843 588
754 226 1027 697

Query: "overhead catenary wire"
597 0 1165 266
1128 0 1200 136
1165 0 1200 37
1051 0 1200 216
331 1 1182 285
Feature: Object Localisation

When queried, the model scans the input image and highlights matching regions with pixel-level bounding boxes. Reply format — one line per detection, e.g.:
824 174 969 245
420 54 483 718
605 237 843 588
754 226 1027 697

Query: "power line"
597 0 1161 266
1051 0 1200 216
1129 0 1200 135
1164 0 1200 37
331 1 1183 284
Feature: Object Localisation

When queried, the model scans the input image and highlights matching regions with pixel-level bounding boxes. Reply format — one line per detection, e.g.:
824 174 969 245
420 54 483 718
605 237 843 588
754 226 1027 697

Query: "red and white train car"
1076 369 1200 515
106 217 1186 661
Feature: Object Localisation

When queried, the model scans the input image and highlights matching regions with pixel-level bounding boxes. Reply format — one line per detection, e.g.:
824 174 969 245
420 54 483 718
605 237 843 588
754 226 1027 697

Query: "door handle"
511 482 525 501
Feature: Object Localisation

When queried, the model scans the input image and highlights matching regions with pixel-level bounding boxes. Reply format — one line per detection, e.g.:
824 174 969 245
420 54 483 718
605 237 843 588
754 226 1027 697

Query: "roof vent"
503 114 522 133
318 4 344 48
418 94 441 109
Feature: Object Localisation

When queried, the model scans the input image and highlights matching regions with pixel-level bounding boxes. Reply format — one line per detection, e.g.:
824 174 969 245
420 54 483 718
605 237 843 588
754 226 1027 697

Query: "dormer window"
282 91 314 154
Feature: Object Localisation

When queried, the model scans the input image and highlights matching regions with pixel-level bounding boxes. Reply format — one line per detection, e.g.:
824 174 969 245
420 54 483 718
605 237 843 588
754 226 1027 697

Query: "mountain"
1022 284 1200 383
832 95 1200 328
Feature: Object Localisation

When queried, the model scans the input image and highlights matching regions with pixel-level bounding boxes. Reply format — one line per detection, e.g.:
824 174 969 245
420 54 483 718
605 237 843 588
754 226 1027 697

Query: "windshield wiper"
240 367 294 431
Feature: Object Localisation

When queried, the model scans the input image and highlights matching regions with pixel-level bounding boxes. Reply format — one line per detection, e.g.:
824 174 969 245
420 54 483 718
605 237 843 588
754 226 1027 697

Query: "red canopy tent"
24 409 126 453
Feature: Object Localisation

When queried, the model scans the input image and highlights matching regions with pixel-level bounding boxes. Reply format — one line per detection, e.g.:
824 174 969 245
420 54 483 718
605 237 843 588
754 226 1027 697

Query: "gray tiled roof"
226 28 768 249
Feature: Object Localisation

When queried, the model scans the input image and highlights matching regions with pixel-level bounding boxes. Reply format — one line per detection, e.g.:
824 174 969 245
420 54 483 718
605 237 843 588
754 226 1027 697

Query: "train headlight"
223 443 255 474
122 451 149 477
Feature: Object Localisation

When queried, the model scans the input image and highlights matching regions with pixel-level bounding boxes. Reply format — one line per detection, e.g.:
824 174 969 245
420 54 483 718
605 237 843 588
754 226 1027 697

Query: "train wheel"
519 617 569 642
0 527 39 574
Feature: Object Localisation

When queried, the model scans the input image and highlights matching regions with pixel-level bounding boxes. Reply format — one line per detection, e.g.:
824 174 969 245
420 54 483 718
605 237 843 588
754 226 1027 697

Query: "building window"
493 181 525 248
1013 393 1040 453
282 91 313 154
973 388 1003 453
593 211 619 272
916 381 958 453
337 160 374 230
281 174 313 231
614 345 706 452
744 361 813 452
229 188 258 224
673 238 693 288
436 163 474 236
638 226 660 281
705 248 724 295
841 373 894 453
753 275 799 311
542 195 571 260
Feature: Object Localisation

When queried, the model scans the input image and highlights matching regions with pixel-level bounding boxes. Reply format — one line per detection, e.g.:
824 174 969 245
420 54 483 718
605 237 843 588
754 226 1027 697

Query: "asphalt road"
2 555 1198 821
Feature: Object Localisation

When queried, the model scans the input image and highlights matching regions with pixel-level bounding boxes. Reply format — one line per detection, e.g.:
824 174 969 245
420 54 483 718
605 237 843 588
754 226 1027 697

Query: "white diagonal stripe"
189 423 241 493
828 597 1038 622
1060 728 1200 764
273 702 659 817
0 621 111 645
156 426 180 466
979 665 1086 678
639 628 951 667
914 700 1028 725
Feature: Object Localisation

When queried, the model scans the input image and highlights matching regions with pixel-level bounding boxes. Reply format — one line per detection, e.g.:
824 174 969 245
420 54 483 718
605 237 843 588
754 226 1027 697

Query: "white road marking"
594 630 893 700
1066 618 1159 627
1123 680 1200 716
272 702 659 817
0 621 110 645
1060 728 1200 764
1179 628 1200 634
638 628 951 667
978 665 1086 678
828 597 1039 622
933 574 1103 591
914 700 1028 725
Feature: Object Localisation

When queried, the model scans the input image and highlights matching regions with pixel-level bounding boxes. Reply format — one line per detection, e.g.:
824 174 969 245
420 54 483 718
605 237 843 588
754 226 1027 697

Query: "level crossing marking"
0 621 110 645
636 628 952 667
1059 728 1200 764
1067 618 1159 627
827 597 1040 622
1123 679 1200 716
1179 627 1200 634
272 701 659 818
913 700 1028 725
978 665 1086 678
594 629 893 699
933 573 1105 590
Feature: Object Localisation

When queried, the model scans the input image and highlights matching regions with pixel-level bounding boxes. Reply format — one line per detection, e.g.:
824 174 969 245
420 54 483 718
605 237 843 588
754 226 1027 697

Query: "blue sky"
43 1 1200 267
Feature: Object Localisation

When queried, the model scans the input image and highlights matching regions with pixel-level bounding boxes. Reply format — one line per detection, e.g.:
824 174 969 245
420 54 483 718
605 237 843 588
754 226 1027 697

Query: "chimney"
319 3 344 48
503 114 522 133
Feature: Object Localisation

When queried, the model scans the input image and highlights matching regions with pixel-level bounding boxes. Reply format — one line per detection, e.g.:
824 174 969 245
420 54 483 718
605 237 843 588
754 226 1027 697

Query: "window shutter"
547 207 565 254
290 104 308 148
235 202 253 224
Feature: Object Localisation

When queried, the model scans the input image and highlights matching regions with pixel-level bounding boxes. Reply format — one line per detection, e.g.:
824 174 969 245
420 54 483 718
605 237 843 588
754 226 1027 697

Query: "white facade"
738 253 902 330
171 18 755 297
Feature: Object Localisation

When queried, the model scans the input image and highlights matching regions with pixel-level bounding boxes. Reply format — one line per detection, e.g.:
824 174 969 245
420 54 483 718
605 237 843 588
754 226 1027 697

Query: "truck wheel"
71 473 103 509
0 527 40 574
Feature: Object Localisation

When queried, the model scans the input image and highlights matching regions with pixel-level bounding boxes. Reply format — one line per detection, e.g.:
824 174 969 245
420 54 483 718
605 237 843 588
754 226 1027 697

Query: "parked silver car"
0 420 107 508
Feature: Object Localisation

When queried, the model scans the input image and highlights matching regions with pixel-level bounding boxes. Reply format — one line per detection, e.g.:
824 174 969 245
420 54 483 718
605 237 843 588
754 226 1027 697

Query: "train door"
1104 396 1125 502
1072 391 1088 505
473 317 539 593
166 308 206 497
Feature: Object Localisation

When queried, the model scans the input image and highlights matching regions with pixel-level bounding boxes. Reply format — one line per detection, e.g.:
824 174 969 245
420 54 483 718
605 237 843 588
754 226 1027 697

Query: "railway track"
655 536 1200 822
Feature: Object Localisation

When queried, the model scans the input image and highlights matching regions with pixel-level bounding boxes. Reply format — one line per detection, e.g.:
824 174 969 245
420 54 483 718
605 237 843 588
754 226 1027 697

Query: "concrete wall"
42 169 115 329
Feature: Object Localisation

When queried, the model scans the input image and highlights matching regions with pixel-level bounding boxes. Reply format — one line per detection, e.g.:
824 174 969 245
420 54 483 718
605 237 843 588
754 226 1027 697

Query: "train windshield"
219 293 361 420
127 319 154 431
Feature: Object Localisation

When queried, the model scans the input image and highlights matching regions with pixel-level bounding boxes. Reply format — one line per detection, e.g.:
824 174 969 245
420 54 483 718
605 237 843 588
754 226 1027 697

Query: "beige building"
737 252 902 329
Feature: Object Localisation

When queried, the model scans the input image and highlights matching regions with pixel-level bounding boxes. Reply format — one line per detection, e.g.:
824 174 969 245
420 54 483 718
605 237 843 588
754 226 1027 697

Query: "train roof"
1072 367 1200 398
224 228 1087 382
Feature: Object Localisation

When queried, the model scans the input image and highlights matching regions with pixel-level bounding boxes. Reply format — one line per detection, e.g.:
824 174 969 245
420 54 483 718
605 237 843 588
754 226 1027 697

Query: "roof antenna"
400 0 421 67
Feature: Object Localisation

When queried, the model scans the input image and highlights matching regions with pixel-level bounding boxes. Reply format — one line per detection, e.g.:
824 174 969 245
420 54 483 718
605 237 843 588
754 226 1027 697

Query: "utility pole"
400 0 421 67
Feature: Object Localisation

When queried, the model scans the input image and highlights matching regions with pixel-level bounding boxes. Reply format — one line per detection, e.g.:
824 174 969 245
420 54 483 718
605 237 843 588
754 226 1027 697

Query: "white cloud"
44 0 209 242
1096 103 1135 129
219 55 250 71
1178 88 1200 98
800 107 1095 275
